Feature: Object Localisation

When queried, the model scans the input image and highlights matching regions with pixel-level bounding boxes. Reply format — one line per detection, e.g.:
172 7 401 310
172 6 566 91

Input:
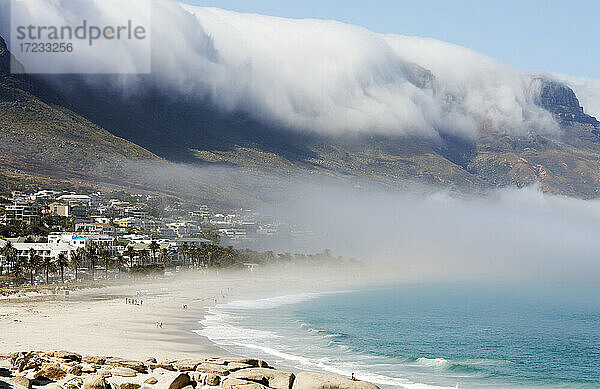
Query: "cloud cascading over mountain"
1 0 598 140
553 73 600 119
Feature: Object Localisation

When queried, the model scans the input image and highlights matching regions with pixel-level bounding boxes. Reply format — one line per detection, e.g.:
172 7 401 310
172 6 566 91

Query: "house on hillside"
3 203 41 226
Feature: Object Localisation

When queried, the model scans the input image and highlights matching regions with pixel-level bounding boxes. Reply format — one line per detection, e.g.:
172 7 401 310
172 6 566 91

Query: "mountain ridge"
2 34 600 200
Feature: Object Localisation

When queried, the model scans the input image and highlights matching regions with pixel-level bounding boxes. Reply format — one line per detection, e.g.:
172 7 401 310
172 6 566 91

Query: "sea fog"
264 181 600 287
123 158 600 287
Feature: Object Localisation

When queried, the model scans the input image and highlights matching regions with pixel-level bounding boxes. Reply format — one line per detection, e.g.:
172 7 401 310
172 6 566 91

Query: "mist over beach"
1 0 600 388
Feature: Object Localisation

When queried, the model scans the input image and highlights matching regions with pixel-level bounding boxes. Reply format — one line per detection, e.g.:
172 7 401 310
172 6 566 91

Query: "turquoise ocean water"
197 284 600 388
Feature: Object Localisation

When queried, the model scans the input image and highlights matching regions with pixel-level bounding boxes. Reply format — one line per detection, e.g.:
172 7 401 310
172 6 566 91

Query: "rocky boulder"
171 360 203 372
154 373 190 389
96 371 112 378
204 373 220 386
205 358 269 369
229 368 294 389
119 383 141 389
292 372 379 389
105 359 146 374
11 376 32 389
221 378 269 389
195 363 233 376
62 376 84 389
54 352 82 362
150 363 174 372
45 384 64 389
82 357 107 365
69 366 84 376
82 375 110 389
14 352 46 372
111 368 137 378
33 364 67 380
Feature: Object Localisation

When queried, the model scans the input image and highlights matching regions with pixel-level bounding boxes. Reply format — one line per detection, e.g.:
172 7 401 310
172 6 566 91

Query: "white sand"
0 267 373 361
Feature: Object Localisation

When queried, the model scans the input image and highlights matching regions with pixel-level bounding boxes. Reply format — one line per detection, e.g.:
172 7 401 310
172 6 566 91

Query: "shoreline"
0 268 380 362
0 275 227 360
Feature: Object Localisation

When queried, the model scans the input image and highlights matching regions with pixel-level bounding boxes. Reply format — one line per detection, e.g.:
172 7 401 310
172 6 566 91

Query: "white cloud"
181 6 559 138
3 0 599 138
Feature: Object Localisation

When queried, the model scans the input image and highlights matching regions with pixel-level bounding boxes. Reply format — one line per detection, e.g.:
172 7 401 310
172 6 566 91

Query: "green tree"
179 243 189 266
70 248 84 282
139 249 150 265
1 241 16 276
125 246 136 267
159 248 171 267
114 255 127 276
87 242 98 281
149 241 160 263
40 256 56 285
189 247 202 268
100 250 112 279
56 252 69 283
27 249 41 285
218 246 237 268
192 230 221 244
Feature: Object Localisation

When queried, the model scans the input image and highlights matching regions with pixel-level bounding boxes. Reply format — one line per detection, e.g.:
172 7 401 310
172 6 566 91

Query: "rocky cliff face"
0 36 25 75
536 78 599 125
0 36 10 74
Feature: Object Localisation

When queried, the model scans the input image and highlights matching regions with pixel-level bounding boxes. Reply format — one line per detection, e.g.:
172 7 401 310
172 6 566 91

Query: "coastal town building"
57 194 92 206
218 228 249 242
114 217 143 229
30 190 61 201
3 203 42 226
49 203 71 217
174 237 213 248
75 221 115 234
11 242 76 262
48 233 118 255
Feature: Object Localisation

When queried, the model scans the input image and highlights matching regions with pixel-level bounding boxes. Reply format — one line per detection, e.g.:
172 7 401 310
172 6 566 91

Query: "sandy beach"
0 267 374 362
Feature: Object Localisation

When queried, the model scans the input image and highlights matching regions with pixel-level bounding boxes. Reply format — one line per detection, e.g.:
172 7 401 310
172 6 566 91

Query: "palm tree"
27 248 41 285
70 249 83 282
149 241 160 264
179 243 189 266
1 243 6 276
1 241 16 276
206 244 223 268
125 246 136 267
12 256 25 279
100 250 112 279
139 249 150 265
264 251 276 263
220 246 237 267
159 248 171 267
87 242 98 281
114 255 127 276
55 252 69 283
200 243 210 267
189 247 201 268
40 256 56 285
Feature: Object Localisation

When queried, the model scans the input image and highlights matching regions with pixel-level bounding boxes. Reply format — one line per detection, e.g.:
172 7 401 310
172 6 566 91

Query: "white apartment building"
48 233 117 254
12 242 77 262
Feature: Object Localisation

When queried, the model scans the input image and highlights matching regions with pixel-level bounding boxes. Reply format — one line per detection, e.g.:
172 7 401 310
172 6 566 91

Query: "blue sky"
181 0 600 80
